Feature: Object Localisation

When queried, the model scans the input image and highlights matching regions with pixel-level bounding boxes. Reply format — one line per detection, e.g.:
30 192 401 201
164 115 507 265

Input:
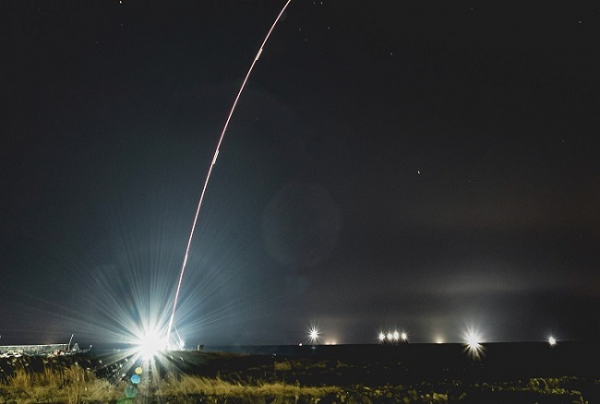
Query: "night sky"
1 0 599 346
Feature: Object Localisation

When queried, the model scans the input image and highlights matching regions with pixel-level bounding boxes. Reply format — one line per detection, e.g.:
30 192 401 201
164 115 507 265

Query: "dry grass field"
0 364 338 403
1 343 599 403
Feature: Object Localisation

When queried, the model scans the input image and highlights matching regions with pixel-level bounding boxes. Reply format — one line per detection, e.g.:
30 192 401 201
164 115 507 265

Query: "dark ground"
2 342 599 403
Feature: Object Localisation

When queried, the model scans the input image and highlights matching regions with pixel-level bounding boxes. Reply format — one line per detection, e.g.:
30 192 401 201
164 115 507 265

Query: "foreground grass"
158 375 339 397
0 358 594 403
0 365 339 403
0 365 124 403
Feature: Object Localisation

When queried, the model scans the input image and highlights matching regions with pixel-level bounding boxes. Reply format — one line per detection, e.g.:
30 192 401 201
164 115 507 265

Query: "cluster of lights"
133 324 560 367
378 330 408 344
304 322 565 363
305 325 559 356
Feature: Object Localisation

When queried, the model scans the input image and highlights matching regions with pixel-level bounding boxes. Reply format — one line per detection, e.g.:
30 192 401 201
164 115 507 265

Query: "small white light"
548 336 557 346
378 332 385 342
386 332 393 341
401 332 408 341
308 327 320 344
393 331 400 341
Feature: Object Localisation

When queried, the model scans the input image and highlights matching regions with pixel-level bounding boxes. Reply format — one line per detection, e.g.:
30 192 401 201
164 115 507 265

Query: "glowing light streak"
165 0 295 345
173 327 185 349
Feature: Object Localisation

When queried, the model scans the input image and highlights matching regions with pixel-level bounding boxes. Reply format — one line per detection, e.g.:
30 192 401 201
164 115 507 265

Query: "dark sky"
1 0 599 346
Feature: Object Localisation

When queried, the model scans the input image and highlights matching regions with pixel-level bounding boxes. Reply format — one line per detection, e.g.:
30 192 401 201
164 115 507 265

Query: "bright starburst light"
308 327 320 344
463 327 485 359
11 2 300 393
548 336 557 346
72 0 296 358
137 329 167 360
44 256 209 384
378 332 386 342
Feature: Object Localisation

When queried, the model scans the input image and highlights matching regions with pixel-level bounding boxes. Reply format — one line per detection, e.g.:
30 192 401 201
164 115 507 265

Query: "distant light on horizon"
548 336 557 346
463 327 484 359
466 333 481 347
379 329 408 344
308 327 320 344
